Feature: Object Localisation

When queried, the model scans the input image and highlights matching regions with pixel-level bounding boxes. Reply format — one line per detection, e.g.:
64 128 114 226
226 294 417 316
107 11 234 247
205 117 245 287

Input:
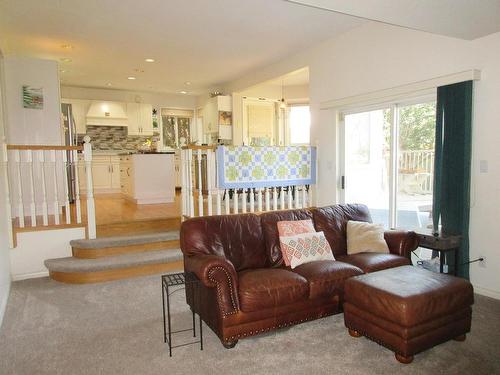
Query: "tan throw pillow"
346 220 389 254
279 231 335 269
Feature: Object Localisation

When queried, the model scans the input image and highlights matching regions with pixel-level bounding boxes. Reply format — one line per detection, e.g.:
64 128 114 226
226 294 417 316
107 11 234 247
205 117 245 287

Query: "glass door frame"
338 94 436 229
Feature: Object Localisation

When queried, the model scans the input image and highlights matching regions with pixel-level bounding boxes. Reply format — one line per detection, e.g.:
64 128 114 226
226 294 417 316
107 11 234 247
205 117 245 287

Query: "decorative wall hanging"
22 85 44 109
217 145 316 189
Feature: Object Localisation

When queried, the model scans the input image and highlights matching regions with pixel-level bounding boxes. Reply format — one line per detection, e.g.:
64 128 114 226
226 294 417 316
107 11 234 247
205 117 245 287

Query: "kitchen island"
120 152 175 204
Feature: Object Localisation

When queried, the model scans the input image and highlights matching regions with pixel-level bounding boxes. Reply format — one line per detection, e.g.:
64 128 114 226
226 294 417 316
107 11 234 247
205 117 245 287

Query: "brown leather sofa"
180 204 418 348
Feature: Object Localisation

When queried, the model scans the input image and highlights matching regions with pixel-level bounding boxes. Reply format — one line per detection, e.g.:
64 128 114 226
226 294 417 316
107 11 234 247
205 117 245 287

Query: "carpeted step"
70 231 179 249
70 231 181 259
45 249 184 284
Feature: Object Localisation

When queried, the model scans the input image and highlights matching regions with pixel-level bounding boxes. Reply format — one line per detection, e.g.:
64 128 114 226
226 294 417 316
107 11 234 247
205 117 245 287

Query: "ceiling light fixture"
106 83 112 86
180 91 188 94
145 58 155 63
128 76 136 80
134 68 145 73
60 69 67 73
61 44 74 50
60 57 72 63
185 81 192 86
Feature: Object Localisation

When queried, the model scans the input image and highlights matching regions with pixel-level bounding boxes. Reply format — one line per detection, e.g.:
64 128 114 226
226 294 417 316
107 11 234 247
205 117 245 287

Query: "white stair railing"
3 137 96 246
180 145 316 220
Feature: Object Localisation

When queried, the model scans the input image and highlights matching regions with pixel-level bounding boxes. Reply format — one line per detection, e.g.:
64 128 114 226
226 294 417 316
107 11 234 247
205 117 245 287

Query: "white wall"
10 227 84 280
3 57 62 145
61 86 197 112
0 52 12 327
223 23 500 299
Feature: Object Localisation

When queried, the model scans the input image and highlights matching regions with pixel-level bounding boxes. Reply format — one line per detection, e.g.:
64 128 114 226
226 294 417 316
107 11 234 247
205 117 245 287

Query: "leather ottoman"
343 265 474 363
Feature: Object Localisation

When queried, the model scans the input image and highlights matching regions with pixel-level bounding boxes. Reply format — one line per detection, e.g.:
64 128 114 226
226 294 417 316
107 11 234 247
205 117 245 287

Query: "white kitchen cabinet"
61 98 90 134
120 154 175 204
127 103 153 136
78 154 121 193
202 95 232 139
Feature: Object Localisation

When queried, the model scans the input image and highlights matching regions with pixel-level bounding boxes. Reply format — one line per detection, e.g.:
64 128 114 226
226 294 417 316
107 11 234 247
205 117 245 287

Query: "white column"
197 149 203 217
1 141 14 247
61 150 71 224
233 190 239 214
257 188 263 212
265 188 270 211
249 188 255 213
26 150 36 227
73 150 82 223
206 150 213 216
38 151 48 226
50 150 60 225
241 189 247 213
224 189 230 215
83 136 96 239
272 187 278 211
14 150 24 227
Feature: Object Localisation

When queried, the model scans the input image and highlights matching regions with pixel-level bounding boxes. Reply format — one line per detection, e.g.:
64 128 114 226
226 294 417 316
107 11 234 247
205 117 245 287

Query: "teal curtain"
432 80 473 279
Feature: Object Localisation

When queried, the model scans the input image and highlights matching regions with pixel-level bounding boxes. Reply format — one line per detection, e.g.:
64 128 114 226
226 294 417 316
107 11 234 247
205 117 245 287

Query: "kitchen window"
161 108 194 149
289 105 310 145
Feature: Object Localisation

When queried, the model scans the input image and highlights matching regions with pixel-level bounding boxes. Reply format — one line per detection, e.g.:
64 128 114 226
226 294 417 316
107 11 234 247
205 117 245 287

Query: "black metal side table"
161 272 203 357
415 231 462 275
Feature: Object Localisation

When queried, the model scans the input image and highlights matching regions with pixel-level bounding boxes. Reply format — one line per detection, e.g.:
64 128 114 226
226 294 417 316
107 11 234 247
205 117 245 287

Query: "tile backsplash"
79 126 152 151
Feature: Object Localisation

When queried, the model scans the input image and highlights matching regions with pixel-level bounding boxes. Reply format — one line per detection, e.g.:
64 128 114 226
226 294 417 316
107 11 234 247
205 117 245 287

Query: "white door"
340 99 436 229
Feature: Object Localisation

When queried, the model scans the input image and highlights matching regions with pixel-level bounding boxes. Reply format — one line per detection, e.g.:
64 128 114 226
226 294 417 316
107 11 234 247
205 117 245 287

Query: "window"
341 98 436 229
289 105 310 145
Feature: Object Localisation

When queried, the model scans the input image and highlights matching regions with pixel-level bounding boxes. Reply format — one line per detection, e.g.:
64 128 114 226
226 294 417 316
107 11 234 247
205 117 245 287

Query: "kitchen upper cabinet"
202 95 232 139
127 103 153 136
61 98 90 134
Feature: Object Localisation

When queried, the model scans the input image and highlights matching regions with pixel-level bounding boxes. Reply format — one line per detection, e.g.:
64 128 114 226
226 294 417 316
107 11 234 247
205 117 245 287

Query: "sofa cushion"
238 268 309 312
347 220 389 254
280 231 334 269
277 219 316 266
180 214 267 272
260 209 313 267
311 204 372 257
337 252 411 273
293 260 363 299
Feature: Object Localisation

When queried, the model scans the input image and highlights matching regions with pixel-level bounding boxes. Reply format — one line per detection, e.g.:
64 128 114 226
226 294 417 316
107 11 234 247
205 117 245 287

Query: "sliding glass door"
341 99 436 229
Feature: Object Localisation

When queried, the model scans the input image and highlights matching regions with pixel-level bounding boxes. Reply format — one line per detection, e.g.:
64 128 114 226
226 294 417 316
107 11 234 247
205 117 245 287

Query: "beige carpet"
0 275 499 375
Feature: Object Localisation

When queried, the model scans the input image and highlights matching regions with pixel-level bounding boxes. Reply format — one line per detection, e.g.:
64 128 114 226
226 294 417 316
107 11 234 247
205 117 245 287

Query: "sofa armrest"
384 230 419 259
184 254 240 316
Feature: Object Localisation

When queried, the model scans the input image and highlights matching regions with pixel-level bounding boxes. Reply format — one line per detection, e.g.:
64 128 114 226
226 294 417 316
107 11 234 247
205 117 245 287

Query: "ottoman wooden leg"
348 328 362 338
395 353 414 364
453 334 466 342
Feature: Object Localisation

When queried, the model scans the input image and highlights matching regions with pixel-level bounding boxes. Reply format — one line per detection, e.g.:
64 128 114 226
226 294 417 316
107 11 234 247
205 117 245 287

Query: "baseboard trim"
12 271 49 281
473 285 500 300
0 281 11 328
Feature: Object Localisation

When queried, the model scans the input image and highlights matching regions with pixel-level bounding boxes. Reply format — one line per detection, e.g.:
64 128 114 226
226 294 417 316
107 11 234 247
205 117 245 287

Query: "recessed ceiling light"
185 81 192 86
106 83 112 86
61 44 74 50
180 91 188 94
134 68 145 73
145 58 155 63
60 69 67 73
127 76 136 80
60 57 72 63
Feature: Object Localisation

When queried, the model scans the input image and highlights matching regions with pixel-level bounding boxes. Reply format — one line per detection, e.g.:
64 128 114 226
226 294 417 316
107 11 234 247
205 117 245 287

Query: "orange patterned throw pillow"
277 220 316 266
279 231 335 269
